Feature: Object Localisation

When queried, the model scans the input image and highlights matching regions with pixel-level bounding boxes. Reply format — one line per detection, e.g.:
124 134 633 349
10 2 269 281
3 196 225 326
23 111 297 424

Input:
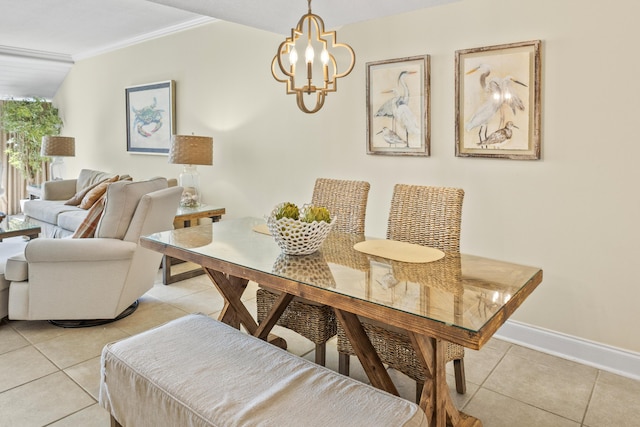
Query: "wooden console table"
162 205 225 285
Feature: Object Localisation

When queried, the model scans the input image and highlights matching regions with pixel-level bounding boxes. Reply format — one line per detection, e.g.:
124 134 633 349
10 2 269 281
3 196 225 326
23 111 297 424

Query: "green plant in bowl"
275 202 300 220
301 205 331 223
267 202 335 255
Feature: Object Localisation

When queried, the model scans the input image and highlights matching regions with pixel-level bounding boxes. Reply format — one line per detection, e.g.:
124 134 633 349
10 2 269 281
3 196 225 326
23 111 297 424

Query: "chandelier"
271 0 355 114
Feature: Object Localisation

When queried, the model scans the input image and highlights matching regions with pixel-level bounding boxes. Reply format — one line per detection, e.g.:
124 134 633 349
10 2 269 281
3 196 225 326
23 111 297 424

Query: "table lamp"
168 135 213 208
41 136 75 180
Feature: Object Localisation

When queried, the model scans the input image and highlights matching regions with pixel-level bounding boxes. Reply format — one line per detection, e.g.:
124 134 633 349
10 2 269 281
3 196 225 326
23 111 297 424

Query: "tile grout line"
580 369 600 427
42 368 98 426
4 276 640 426
480 344 594 424
460 342 513 413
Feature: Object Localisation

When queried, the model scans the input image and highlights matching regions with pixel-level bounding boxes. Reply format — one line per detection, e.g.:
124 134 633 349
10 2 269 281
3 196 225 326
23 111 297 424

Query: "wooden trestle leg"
204 268 288 349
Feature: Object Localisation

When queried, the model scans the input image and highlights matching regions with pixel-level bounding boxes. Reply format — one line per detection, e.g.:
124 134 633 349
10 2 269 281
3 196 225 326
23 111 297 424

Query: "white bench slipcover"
99 314 428 427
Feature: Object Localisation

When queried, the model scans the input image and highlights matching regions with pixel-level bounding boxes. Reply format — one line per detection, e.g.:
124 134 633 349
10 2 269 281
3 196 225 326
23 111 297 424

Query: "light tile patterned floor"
1 269 639 427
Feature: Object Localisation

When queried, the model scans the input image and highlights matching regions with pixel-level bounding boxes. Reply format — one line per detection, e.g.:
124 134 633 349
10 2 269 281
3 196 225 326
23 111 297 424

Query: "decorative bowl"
266 204 336 255
272 252 336 288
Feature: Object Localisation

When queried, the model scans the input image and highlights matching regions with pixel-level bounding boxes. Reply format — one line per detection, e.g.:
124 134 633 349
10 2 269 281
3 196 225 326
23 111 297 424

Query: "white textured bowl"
266 205 335 255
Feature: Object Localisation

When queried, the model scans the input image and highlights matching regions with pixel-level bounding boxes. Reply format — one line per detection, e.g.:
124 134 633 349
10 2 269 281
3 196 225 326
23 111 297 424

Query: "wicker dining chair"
256 178 370 365
336 184 467 401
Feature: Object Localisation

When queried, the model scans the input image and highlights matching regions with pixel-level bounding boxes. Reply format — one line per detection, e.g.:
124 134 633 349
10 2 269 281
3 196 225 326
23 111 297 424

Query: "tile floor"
1 268 639 427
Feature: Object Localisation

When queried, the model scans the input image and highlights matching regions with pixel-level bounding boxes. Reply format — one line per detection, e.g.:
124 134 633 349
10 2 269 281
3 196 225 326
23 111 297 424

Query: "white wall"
54 0 640 354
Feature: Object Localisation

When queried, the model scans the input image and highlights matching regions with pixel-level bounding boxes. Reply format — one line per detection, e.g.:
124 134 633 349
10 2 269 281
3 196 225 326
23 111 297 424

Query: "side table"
162 205 225 285
0 217 41 241
26 184 42 200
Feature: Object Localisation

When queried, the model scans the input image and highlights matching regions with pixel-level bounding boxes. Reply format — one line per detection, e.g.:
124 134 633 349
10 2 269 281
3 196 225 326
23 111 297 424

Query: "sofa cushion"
57 210 89 232
76 169 118 193
5 253 28 282
24 200 85 224
0 240 29 290
67 174 133 207
0 240 29 318
96 177 168 240
65 178 107 206
79 175 119 209
73 196 106 238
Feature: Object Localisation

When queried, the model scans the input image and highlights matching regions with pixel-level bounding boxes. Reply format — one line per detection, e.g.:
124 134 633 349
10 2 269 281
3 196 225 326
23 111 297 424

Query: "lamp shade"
169 135 213 166
41 136 75 157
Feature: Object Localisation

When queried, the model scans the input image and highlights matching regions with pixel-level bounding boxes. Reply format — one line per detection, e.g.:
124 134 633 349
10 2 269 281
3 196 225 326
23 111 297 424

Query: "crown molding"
72 16 216 61
0 45 73 64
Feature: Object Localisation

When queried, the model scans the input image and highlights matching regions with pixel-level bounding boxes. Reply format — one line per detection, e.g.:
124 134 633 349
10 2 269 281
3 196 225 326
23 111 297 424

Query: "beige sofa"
23 169 127 238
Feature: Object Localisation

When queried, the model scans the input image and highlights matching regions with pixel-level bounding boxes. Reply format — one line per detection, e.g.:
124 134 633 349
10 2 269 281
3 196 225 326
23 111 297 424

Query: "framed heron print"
366 55 430 156
125 80 176 155
455 40 541 159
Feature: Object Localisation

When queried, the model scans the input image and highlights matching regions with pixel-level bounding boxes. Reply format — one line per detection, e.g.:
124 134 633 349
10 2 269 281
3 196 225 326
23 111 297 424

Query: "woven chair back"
386 184 464 253
311 178 370 234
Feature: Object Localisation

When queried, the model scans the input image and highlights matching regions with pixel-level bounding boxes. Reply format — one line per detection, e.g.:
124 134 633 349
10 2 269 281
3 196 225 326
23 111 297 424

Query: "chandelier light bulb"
305 43 314 64
289 46 298 68
320 47 329 65
271 0 355 113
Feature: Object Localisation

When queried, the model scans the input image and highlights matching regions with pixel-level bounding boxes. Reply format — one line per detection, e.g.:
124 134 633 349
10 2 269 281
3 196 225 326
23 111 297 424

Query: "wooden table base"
162 256 205 285
336 308 482 427
202 267 480 426
204 268 287 349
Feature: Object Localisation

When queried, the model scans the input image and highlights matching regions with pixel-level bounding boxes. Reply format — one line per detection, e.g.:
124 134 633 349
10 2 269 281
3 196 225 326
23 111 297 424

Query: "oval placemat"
252 223 272 235
353 239 444 263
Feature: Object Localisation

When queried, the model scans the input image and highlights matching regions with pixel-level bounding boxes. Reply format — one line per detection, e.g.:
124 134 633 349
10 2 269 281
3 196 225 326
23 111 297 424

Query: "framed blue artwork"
125 80 175 155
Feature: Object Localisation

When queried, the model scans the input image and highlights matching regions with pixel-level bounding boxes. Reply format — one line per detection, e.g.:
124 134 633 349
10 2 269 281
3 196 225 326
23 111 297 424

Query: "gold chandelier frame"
271 0 355 114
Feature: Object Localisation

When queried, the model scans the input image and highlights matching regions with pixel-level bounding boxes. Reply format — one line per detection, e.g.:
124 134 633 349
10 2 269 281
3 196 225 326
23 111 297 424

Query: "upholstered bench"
99 314 428 427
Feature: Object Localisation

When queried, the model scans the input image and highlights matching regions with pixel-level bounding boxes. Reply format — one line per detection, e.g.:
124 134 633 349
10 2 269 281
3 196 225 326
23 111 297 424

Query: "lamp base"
49 157 66 180
179 165 201 208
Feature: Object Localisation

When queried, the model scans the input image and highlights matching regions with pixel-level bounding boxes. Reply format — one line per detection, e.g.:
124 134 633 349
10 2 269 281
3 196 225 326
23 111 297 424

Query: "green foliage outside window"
0 98 63 183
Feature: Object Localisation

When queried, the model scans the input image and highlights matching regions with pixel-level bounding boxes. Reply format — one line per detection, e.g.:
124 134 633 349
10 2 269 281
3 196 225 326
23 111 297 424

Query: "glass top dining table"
141 217 543 426
142 217 541 348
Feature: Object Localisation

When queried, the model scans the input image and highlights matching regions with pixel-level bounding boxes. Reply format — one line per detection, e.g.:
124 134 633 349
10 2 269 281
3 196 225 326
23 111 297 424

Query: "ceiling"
0 0 458 100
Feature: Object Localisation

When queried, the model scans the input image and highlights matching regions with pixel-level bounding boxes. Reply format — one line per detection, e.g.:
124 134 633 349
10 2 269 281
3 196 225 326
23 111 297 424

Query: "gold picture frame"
366 55 430 156
455 40 541 159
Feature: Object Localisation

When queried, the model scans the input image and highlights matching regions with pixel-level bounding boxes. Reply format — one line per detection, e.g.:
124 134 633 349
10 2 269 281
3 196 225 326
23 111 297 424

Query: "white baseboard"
495 320 640 381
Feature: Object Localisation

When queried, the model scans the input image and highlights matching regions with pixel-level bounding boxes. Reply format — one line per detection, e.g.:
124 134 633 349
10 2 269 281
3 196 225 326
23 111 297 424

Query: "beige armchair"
6 178 182 325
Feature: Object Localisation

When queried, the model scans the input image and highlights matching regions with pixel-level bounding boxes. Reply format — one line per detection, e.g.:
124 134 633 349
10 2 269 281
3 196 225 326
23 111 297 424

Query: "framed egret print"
366 55 430 156
125 80 176 155
455 40 541 159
